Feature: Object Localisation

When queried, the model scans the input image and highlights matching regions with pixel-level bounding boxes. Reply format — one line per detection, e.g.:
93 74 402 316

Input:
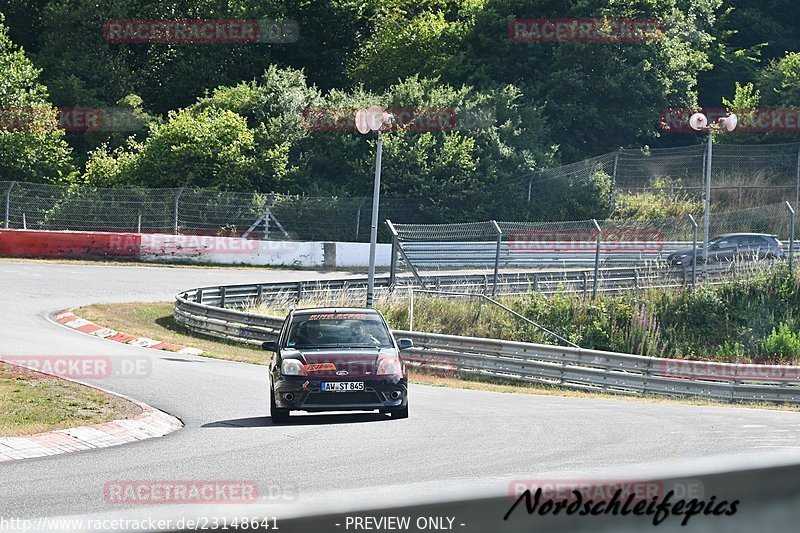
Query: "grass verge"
76 302 268 365
72 302 798 412
0 362 140 437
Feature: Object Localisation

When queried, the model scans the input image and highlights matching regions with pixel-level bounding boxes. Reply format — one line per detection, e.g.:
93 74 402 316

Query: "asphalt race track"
2 261 800 526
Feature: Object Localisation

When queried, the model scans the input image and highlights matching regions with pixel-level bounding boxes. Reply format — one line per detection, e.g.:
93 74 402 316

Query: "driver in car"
297 320 322 345
349 321 380 345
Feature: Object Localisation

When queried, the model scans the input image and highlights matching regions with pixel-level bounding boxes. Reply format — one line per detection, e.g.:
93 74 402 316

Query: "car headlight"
281 359 307 376
377 356 403 376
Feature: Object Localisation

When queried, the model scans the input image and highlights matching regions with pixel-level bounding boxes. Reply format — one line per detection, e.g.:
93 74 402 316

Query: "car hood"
281 347 399 377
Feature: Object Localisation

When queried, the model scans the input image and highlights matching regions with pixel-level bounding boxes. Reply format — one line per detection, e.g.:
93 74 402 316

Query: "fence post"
408 287 414 332
610 148 621 211
787 201 795 272
137 211 142 234
527 178 533 203
386 220 399 289
491 220 502 297
174 188 184 235
592 219 601 298
4 181 14 229
687 214 698 289
355 198 366 238
796 145 800 204
264 194 273 240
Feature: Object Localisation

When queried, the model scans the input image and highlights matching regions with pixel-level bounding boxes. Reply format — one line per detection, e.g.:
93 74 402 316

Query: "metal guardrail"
174 266 800 405
175 263 755 312
399 239 800 269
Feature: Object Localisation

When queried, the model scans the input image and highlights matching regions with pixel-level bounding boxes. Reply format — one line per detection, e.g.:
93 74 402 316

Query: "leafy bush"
613 191 702 221
762 323 800 361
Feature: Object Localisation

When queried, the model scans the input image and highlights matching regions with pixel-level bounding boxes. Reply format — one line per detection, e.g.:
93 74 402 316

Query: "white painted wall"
139 235 325 267
138 234 391 267
333 242 391 267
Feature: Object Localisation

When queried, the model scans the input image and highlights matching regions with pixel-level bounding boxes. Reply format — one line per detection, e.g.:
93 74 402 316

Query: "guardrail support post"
591 219 601 298
491 220 502 297
4 181 15 228
219 287 226 308
195 288 203 303
256 284 263 303
787 201 795 272
687 214 698 289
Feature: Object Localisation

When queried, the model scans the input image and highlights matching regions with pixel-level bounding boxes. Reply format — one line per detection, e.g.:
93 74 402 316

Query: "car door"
737 236 762 260
710 237 737 262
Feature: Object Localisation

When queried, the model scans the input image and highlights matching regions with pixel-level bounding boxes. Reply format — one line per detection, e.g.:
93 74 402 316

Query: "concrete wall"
0 230 391 268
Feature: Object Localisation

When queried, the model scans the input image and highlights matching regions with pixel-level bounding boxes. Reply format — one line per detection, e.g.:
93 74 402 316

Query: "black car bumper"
273 376 407 412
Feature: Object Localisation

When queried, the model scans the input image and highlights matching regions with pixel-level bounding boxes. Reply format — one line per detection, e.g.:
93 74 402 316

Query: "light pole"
689 111 738 277
356 106 394 308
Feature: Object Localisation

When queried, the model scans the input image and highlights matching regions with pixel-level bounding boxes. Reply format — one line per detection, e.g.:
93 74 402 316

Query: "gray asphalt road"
2 260 800 526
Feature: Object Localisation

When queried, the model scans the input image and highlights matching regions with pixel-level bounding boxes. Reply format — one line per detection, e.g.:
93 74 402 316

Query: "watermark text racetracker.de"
0 107 143 133
300 107 494 132
508 229 665 253
506 479 738 526
0 516 279 532
0 355 150 379
662 108 800 133
658 359 800 381
103 19 299 44
509 18 663 43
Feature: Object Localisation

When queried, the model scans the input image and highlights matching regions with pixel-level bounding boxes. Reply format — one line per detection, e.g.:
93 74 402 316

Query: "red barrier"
0 230 141 259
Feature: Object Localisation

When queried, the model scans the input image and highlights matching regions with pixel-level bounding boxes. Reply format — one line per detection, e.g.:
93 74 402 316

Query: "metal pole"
4 181 15 229
408 286 414 332
388 223 398 289
687 214 698 288
787 201 795 272
264 197 271 240
610 148 621 211
355 198 366 238
796 145 800 204
591 219 601 298
174 188 184 235
703 132 713 279
527 178 533 203
366 131 383 308
491 220 502 296
137 212 141 233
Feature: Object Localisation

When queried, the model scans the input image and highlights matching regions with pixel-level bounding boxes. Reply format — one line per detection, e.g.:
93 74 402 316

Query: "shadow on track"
202 412 389 428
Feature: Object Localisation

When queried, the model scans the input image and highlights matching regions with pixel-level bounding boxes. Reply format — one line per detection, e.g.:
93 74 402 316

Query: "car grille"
303 391 382 406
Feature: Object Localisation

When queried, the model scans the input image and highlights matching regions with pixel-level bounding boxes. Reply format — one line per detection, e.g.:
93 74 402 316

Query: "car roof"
714 233 776 238
291 307 382 316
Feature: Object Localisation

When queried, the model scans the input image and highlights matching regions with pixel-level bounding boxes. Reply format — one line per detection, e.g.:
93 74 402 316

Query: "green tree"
84 108 262 190
0 14 75 182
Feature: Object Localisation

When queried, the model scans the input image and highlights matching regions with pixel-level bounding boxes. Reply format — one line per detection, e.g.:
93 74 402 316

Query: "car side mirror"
397 338 414 350
261 341 279 352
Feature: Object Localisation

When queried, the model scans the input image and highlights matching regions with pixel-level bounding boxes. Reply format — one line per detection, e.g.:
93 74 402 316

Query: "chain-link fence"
0 181 436 241
3 142 800 241
387 201 800 282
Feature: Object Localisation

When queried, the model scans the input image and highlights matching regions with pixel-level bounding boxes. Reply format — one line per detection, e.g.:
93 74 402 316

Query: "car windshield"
286 312 393 349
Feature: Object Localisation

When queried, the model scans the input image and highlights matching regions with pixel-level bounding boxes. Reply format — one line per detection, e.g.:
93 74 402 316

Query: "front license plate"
321 382 364 392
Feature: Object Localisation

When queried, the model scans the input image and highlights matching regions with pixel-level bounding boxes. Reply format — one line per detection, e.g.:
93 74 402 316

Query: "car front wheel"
389 405 409 419
270 387 290 423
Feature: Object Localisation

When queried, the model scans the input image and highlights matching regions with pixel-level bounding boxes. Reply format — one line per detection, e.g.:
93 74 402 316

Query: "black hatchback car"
667 233 784 266
262 308 412 422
